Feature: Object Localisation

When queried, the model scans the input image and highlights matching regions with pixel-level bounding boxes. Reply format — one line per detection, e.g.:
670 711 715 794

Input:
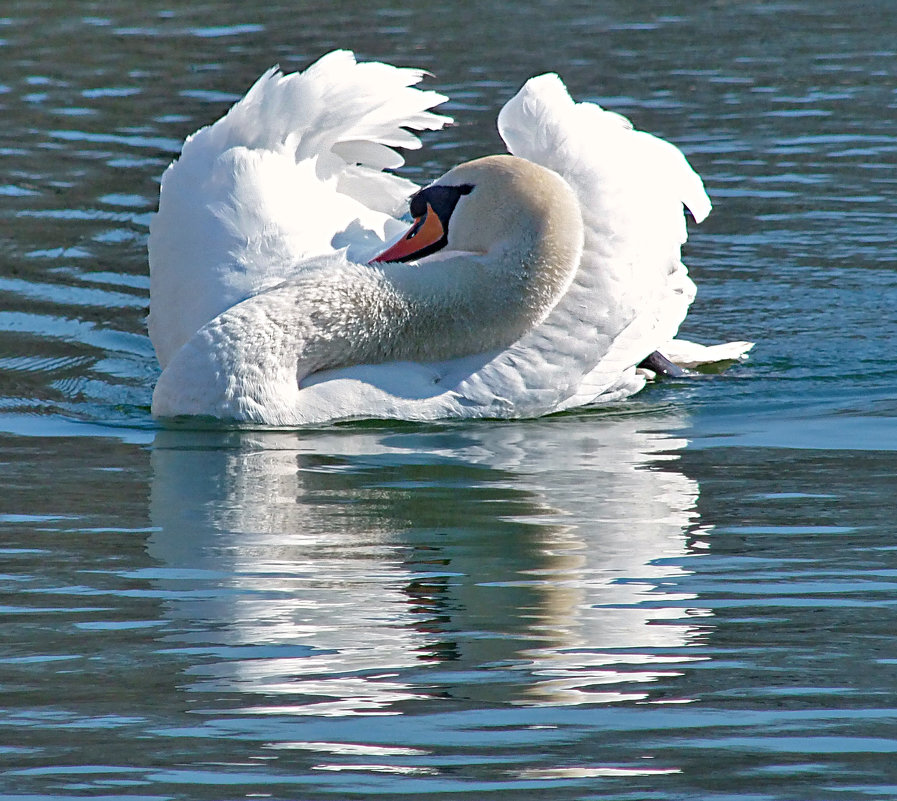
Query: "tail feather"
663 338 755 368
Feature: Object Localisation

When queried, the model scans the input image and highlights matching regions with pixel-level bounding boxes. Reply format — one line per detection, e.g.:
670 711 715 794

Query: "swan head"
370 155 581 266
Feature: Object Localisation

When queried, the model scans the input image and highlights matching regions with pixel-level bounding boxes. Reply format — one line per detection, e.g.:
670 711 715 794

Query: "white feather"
148 51 450 369
149 52 751 425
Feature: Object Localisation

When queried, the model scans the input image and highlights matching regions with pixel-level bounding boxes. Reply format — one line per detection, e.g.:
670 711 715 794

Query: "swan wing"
151 60 748 426
148 50 450 368
449 73 710 413
259 73 718 424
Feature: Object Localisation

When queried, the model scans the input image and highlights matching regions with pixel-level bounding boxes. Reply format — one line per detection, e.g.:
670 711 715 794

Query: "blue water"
2 2 897 799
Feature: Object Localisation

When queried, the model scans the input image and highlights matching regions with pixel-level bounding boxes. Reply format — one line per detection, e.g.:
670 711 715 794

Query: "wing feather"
148 51 450 368
448 73 711 414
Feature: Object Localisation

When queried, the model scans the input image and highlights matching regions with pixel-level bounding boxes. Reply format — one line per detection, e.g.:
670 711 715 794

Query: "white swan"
149 50 751 425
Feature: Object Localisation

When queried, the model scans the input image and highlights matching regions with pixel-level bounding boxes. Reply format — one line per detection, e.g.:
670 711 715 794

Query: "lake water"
2 2 897 799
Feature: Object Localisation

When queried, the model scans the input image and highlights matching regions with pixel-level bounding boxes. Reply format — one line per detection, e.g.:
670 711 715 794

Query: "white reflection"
148 410 708 712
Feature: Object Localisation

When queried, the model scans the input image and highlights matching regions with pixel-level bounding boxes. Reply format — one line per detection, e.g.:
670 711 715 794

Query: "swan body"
149 50 751 425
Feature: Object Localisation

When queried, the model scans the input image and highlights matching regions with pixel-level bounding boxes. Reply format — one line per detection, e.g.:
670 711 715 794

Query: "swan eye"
405 203 445 243
406 221 420 239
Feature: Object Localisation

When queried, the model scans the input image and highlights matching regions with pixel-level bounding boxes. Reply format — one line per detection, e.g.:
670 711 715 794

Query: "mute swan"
149 50 751 425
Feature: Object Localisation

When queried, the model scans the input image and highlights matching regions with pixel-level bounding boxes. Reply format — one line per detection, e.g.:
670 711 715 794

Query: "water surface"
2 2 897 798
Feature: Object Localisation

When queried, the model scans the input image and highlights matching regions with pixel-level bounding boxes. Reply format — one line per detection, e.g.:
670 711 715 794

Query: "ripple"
2 3 897 799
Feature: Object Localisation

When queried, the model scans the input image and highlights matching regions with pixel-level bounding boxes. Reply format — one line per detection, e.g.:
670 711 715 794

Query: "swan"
149 50 751 426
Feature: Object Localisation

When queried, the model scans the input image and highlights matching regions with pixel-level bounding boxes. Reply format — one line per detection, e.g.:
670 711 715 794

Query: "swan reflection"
148 411 707 712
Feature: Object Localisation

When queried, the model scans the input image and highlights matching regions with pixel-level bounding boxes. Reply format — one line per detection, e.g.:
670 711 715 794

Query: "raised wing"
450 73 710 414
148 50 450 368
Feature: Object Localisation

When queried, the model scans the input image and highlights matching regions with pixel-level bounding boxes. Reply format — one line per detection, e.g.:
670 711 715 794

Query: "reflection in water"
149 412 707 715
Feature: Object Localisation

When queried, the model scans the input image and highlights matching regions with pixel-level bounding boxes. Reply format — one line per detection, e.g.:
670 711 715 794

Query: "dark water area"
2 2 897 799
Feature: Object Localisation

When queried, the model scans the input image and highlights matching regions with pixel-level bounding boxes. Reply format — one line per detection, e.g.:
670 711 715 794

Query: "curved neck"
153 163 585 423
354 165 585 367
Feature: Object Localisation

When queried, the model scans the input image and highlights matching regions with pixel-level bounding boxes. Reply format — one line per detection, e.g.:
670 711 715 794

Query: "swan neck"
372 162 584 363
153 160 585 423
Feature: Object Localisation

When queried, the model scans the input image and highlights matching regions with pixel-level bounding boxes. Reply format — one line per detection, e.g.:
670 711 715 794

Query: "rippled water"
3 2 897 799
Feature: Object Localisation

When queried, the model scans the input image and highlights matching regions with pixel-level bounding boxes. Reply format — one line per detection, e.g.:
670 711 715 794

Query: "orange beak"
369 203 445 264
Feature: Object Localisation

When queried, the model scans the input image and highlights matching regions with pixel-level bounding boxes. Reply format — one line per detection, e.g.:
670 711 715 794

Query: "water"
2 1 897 798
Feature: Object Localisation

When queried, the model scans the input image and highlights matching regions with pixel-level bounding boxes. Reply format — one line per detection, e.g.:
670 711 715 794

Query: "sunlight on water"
2 1 897 798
